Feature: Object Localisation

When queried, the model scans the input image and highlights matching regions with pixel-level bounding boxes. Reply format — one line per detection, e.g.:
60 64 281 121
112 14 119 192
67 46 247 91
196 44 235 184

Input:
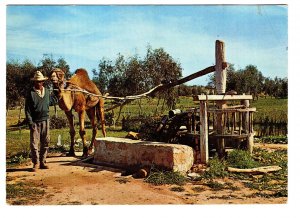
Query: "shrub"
259 135 288 144
170 186 185 192
49 116 68 129
145 169 186 186
227 149 259 169
8 153 31 165
204 156 228 178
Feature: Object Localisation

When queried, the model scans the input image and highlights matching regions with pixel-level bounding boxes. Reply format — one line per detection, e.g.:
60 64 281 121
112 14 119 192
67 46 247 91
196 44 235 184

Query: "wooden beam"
228 165 282 174
194 95 253 101
149 65 216 95
208 108 257 113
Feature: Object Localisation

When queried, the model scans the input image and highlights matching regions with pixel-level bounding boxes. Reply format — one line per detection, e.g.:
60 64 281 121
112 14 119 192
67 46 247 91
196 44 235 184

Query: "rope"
53 83 164 101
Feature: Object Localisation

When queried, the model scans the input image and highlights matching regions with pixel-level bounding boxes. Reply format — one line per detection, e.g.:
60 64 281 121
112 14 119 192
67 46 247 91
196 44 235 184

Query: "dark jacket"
25 87 50 125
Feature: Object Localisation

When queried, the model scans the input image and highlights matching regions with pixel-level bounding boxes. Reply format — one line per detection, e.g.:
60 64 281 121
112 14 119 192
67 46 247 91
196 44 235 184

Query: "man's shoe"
31 164 38 172
40 164 49 169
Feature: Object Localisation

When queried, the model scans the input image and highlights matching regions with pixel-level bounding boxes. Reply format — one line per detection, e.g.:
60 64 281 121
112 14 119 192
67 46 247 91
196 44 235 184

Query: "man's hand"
29 123 36 130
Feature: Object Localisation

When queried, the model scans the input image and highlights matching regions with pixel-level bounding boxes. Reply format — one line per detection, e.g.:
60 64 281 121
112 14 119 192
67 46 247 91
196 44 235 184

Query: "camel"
50 68 106 157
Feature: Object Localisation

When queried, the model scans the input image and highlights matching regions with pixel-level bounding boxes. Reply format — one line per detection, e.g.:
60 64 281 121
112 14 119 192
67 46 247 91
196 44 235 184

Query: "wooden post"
199 101 208 164
241 99 250 133
215 40 227 158
215 40 226 94
247 133 254 154
241 99 253 154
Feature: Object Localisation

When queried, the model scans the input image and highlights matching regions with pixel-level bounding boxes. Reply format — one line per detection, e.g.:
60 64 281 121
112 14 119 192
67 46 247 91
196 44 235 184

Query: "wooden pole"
215 40 227 94
241 99 254 154
241 99 250 132
199 101 208 164
215 40 227 158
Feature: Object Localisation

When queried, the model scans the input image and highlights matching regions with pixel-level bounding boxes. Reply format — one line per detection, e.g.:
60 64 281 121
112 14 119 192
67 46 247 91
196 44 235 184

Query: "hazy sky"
6 5 287 85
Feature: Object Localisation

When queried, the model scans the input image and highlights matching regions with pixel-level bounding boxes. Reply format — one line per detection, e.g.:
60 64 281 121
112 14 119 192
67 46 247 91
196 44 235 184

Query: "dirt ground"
6 143 287 205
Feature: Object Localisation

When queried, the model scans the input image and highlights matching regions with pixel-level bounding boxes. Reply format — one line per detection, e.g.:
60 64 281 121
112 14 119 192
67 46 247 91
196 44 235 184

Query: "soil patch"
6 146 287 205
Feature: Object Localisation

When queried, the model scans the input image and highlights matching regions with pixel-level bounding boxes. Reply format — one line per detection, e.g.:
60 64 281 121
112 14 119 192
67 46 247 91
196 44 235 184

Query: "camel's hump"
67 68 101 95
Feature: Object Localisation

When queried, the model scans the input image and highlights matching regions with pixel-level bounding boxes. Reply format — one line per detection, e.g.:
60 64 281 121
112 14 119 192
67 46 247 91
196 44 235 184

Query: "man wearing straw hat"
25 71 51 172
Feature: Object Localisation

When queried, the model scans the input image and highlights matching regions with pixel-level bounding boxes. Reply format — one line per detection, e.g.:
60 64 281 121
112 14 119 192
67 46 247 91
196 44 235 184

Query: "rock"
125 131 140 140
187 172 202 179
94 137 194 174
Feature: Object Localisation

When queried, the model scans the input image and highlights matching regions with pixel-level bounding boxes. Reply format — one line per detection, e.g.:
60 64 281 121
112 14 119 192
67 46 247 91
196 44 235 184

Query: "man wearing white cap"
25 71 51 172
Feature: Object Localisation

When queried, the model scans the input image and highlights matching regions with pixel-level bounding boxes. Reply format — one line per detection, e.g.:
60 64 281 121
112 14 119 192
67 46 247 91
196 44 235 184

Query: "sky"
6 4 288 85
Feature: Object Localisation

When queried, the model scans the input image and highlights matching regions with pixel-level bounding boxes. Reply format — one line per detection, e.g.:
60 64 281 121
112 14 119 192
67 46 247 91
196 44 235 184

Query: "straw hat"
31 71 48 81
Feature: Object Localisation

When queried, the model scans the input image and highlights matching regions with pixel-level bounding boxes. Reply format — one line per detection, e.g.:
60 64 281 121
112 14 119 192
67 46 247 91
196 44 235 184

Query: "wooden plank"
199 101 208 164
194 95 253 101
228 165 282 174
210 134 250 139
208 108 256 113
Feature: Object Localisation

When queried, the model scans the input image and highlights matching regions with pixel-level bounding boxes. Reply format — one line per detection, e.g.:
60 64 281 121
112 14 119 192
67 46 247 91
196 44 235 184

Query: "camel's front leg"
78 111 88 157
65 110 76 156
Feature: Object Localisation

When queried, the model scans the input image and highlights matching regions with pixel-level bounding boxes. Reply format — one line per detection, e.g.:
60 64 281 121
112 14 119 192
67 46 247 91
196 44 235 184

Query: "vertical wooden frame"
199 101 208 163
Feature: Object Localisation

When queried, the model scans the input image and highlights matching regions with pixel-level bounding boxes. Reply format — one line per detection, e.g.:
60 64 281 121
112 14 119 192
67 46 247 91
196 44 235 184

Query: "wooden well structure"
193 40 256 164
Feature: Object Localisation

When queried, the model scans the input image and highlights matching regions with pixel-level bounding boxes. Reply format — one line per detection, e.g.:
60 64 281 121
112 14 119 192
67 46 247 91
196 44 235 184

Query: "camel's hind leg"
78 110 88 157
86 107 97 155
65 110 76 156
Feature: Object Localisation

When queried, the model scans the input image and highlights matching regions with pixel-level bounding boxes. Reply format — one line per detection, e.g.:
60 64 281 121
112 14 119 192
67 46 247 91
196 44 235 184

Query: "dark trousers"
30 120 50 165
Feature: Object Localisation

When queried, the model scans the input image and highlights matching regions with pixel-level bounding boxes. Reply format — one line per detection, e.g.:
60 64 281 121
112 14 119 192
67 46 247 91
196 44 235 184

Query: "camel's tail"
96 98 107 137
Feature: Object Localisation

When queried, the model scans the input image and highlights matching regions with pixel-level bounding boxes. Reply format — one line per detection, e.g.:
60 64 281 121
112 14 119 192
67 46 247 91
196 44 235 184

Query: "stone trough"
93 137 194 174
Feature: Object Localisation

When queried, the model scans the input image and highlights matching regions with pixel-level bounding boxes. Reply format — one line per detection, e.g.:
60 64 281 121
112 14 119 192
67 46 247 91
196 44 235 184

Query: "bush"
50 116 68 129
257 135 288 144
145 169 186 186
8 153 31 165
121 115 156 132
205 156 228 178
227 149 259 169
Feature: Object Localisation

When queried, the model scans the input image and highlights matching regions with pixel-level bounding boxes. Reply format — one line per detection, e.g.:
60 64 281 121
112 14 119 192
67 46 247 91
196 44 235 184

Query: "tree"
56 57 71 79
6 56 72 110
6 59 36 109
92 45 182 112
38 54 56 77
242 65 264 99
207 64 265 98
143 46 182 110
38 54 71 78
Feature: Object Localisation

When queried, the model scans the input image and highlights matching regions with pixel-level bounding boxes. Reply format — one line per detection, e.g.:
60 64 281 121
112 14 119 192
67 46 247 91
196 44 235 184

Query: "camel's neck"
53 82 74 111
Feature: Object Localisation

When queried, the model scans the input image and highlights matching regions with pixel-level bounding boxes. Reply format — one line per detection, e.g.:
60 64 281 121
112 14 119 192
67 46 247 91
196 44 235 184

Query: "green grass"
191 186 205 193
189 148 287 197
251 97 287 122
204 156 228 179
255 135 288 144
145 169 187 186
227 150 260 169
170 186 185 192
6 96 287 160
6 181 46 205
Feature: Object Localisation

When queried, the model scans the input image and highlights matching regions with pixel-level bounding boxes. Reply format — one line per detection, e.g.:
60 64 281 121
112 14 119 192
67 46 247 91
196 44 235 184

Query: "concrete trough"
94 137 194 174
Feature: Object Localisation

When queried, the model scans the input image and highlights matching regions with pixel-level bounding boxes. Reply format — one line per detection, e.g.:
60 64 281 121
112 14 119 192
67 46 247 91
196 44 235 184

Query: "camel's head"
50 68 65 88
